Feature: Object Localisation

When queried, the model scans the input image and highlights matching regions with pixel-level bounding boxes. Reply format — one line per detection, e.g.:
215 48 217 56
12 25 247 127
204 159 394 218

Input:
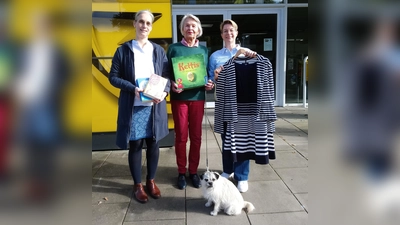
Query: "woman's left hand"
243 48 257 58
205 80 214 91
152 92 167 104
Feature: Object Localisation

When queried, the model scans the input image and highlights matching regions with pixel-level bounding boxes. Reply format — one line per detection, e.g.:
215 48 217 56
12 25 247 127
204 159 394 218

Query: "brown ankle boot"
146 179 161 199
133 183 148 203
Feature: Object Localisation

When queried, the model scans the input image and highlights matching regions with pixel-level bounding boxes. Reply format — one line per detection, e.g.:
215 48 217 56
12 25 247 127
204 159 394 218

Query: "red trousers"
171 100 205 174
0 100 10 177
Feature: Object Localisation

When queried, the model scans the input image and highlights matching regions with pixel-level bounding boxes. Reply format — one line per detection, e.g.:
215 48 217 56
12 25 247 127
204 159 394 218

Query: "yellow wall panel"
92 1 173 133
92 76 118 132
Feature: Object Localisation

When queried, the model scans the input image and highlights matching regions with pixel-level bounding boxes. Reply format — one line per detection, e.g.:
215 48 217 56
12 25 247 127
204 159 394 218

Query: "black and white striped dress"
214 54 277 164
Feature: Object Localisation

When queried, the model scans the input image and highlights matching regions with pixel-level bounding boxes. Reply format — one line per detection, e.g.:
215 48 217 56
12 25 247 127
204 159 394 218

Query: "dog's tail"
243 201 255 213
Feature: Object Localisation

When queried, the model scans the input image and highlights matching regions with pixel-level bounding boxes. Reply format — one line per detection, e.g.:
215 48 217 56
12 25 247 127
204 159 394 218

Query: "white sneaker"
221 172 233 179
237 181 248 193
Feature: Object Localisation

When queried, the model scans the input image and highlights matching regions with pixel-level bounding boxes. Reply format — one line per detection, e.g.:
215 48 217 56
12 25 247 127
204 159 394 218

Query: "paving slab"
123 219 185 225
157 148 178 167
92 202 129 225
185 185 203 200
94 157 134 178
295 125 308 134
92 151 111 176
94 150 147 178
201 129 219 141
241 180 304 213
200 144 222 154
124 184 186 222
274 135 291 145
275 143 297 151
278 136 308 145
295 193 308 212
275 167 308 194
92 151 112 160
108 150 130 159
214 134 223 146
248 211 308 225
186 199 251 225
92 176 133 204
198 152 223 171
248 161 281 181
269 151 308 169
291 143 308 159
146 165 180 186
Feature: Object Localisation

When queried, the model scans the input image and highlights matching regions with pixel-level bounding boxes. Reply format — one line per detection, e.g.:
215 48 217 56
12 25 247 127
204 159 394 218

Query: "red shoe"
146 179 161 199
133 183 148 203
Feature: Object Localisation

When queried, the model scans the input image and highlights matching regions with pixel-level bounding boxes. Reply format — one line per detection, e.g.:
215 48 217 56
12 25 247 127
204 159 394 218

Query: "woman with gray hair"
166 14 214 190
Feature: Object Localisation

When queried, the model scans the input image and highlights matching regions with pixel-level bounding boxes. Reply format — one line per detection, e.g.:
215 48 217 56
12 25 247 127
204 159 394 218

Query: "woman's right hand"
171 81 183 93
135 87 143 98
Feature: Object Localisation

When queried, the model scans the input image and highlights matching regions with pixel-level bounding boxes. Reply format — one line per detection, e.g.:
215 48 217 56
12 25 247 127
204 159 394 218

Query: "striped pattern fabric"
214 55 277 164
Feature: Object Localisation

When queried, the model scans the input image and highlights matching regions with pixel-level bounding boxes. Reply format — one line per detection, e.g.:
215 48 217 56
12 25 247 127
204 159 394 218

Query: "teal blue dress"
129 106 153 141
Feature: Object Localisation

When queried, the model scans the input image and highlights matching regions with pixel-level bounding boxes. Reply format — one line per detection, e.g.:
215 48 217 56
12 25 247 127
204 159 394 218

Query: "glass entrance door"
286 7 308 105
230 13 279 103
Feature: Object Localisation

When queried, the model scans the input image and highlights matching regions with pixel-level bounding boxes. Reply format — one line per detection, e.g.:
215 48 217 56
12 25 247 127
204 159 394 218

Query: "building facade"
91 0 308 149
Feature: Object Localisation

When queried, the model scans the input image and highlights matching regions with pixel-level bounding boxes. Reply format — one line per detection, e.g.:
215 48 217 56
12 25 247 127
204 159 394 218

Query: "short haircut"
220 19 238 32
135 9 154 23
179 13 203 38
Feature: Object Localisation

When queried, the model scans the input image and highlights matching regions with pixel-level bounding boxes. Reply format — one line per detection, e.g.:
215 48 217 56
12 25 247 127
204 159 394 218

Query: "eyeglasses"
222 29 237 34
137 19 152 27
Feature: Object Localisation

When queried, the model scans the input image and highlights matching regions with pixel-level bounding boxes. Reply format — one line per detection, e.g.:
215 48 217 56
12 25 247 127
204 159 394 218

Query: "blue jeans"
221 133 250 181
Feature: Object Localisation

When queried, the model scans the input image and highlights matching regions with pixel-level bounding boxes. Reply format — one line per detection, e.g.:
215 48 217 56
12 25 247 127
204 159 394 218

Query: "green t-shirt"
167 43 208 101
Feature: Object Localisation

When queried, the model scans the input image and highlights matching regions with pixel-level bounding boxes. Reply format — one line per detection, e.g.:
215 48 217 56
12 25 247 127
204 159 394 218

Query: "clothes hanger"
233 48 257 60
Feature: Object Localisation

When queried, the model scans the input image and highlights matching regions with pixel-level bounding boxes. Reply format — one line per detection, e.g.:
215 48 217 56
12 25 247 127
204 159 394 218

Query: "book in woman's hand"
136 78 152 102
143 74 168 100
171 54 207 90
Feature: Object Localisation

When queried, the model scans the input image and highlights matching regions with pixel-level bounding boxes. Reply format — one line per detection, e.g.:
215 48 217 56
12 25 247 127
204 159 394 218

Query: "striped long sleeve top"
214 54 277 164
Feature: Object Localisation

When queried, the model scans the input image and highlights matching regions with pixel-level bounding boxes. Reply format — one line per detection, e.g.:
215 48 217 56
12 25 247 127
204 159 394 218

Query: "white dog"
200 170 255 216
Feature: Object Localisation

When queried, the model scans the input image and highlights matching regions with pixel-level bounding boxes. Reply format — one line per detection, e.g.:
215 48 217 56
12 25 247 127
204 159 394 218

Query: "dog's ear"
213 172 220 180
199 173 204 180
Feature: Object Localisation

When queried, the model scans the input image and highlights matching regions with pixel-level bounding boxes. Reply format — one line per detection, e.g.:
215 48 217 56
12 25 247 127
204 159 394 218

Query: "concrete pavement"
92 106 308 225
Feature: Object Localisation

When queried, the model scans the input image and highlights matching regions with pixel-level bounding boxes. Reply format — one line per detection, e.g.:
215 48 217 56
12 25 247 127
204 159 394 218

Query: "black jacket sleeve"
108 46 136 92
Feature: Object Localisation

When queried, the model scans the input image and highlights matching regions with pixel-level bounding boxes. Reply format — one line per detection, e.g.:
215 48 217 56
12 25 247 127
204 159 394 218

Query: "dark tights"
128 138 159 184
